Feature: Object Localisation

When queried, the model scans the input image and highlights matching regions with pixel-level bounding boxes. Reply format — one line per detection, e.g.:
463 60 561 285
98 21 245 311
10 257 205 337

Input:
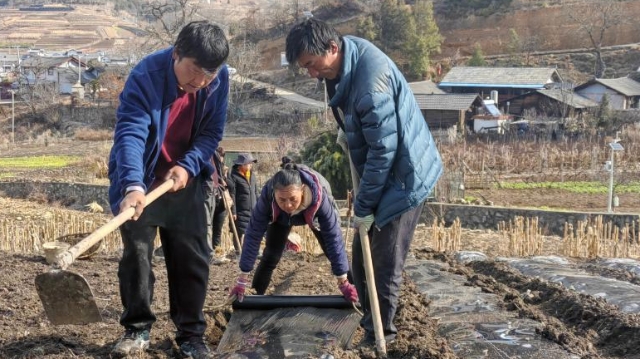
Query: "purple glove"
339 281 359 303
230 276 249 302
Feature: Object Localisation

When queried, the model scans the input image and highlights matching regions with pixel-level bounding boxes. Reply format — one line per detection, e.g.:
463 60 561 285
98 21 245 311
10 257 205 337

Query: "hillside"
435 0 640 58
249 0 640 84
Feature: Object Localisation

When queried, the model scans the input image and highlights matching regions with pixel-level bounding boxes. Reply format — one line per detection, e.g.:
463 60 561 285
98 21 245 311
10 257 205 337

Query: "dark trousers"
352 203 424 340
118 177 210 344
252 223 327 294
208 196 227 249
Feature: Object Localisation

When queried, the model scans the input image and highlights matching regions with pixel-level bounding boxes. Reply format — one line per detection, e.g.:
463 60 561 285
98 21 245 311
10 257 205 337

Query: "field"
0 6 140 51
1 137 640 358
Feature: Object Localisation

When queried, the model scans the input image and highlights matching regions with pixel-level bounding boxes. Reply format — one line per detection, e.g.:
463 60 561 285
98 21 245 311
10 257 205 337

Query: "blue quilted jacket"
329 36 443 227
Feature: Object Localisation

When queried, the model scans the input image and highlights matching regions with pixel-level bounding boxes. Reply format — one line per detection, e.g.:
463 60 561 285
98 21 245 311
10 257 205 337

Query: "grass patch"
500 181 640 194
0 155 81 169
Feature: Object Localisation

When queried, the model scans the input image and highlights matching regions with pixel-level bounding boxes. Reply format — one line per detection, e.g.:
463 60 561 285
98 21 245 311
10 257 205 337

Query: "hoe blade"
35 270 102 325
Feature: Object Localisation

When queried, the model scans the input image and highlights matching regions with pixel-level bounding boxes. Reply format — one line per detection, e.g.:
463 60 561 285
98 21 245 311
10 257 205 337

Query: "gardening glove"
336 128 348 153
285 240 301 253
338 281 359 303
354 214 375 232
229 274 249 302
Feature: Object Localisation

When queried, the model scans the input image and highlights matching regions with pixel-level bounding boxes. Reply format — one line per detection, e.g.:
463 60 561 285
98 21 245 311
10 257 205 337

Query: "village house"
503 88 599 122
574 77 640 110
18 55 98 94
438 66 563 103
412 93 484 132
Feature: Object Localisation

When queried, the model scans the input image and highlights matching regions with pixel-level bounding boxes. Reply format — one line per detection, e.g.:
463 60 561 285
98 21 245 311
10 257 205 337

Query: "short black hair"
174 21 229 71
285 18 342 65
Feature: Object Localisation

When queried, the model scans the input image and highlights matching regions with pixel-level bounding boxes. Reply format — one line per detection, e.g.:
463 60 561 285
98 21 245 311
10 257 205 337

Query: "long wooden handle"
54 179 174 269
359 225 387 355
346 146 386 355
221 189 242 255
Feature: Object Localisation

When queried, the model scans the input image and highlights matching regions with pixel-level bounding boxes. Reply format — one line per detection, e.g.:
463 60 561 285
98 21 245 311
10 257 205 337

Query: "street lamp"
9 89 15 144
607 140 624 212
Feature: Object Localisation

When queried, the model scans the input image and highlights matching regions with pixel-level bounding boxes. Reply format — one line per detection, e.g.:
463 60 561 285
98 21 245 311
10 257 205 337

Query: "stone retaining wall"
0 180 109 211
426 203 639 236
1 181 638 236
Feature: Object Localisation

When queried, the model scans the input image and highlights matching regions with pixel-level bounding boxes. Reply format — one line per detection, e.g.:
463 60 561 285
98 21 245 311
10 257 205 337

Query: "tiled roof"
415 93 481 111
408 80 445 94
20 56 71 68
536 89 599 109
594 77 640 96
439 66 561 88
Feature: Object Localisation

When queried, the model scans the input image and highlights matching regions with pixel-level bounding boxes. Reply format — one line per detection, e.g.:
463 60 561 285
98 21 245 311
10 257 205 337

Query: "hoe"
35 180 174 325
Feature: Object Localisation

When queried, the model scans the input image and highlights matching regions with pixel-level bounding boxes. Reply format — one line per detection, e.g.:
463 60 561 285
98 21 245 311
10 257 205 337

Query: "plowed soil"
2 141 640 358
1 227 639 358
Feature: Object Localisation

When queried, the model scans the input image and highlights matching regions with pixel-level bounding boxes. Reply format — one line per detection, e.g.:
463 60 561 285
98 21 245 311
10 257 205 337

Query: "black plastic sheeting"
232 295 353 310
216 305 361 357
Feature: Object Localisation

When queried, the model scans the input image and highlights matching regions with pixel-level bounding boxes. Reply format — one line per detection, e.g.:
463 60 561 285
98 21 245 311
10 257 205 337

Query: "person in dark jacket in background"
226 153 260 248
108 21 229 359
229 160 358 304
206 146 232 264
286 19 443 346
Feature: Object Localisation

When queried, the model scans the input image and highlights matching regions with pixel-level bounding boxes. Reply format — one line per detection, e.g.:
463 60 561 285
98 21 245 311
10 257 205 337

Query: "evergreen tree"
376 0 413 52
597 94 613 129
407 36 431 79
407 0 443 79
468 44 487 66
299 131 351 199
356 16 378 42
506 28 522 66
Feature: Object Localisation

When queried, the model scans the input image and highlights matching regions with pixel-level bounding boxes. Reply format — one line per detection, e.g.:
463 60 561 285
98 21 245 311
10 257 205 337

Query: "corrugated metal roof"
595 77 640 96
415 93 481 111
439 66 561 88
536 89 599 109
408 80 445 94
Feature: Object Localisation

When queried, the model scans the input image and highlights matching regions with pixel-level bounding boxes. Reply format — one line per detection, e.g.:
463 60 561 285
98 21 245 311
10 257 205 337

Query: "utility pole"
607 136 624 213
10 89 15 144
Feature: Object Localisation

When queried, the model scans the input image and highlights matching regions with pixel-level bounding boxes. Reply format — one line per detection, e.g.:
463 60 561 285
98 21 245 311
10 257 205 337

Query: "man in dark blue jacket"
108 21 229 359
286 19 443 346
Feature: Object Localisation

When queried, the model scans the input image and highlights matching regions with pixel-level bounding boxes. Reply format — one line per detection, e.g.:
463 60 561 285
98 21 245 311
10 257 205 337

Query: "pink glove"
285 240 301 253
339 281 359 303
230 276 249 302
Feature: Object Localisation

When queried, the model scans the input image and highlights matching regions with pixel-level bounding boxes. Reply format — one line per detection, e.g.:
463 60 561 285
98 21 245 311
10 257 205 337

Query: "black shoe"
112 329 150 356
179 338 213 359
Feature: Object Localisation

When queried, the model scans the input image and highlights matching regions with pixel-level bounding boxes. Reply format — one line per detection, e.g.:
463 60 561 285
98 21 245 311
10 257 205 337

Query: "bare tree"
142 0 199 50
565 1 626 78
227 41 262 117
14 59 62 122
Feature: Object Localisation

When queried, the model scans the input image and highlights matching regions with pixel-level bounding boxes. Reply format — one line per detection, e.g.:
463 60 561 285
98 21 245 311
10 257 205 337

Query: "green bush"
300 131 351 199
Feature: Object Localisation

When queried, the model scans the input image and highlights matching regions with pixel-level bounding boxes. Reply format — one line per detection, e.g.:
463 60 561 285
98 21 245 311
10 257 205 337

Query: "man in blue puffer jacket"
286 19 443 346
108 21 229 359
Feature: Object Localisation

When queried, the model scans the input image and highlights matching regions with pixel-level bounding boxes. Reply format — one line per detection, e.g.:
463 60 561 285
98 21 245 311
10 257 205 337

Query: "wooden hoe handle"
54 179 175 269
359 224 387 355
